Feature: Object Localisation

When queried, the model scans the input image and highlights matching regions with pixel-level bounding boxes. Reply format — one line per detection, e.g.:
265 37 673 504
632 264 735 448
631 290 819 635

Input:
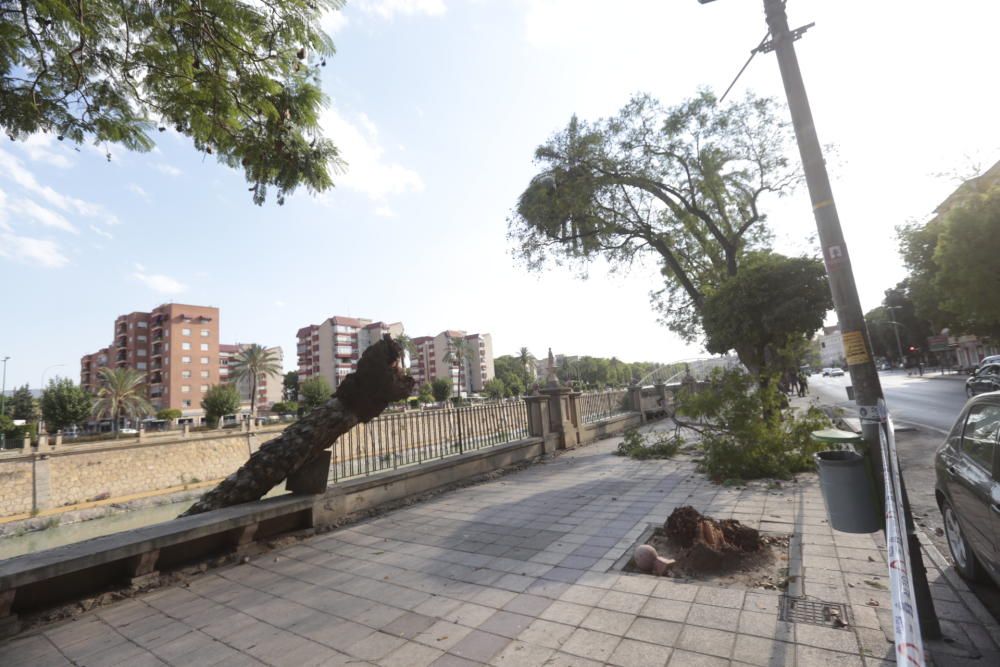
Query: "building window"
137 349 146 357
201 370 209 379
137 335 147 342
200 385 208 392
182 400 191 408
137 321 148 328
200 343 209 351
200 357 209 364
181 342 191 350
181 328 191 336
181 385 191 393
137 362 147 370
200 329 209 337
181 356 191 363
182 370 191 378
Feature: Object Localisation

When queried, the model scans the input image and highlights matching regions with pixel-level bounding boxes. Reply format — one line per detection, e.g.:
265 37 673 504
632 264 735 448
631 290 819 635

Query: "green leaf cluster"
40 377 91 432
1 0 345 204
430 378 451 403
299 376 331 410
676 369 830 481
509 89 798 342
201 383 241 425
615 429 681 460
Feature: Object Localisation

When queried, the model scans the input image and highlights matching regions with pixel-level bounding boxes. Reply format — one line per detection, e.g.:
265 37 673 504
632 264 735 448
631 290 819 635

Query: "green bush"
615 429 682 460
156 408 182 420
676 368 830 481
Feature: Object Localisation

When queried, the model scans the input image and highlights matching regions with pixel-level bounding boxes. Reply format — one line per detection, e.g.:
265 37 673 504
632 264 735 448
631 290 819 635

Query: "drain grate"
778 595 850 629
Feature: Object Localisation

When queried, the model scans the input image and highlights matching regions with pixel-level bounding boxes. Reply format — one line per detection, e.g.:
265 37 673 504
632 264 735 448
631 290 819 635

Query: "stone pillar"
137 425 145 443
542 387 580 449
32 453 52 513
54 431 63 448
628 385 646 424
22 434 30 450
126 550 160 587
37 433 48 450
182 423 190 438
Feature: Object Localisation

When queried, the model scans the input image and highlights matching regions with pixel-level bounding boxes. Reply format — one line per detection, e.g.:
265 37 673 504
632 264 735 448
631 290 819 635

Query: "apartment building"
411 330 494 396
220 344 284 413
296 316 404 392
80 304 220 417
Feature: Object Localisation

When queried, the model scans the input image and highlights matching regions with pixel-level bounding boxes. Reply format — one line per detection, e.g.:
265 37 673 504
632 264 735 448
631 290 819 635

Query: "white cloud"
319 107 423 201
128 183 150 200
0 232 69 268
321 8 349 34
15 134 74 168
11 198 78 234
89 224 113 240
374 205 395 217
356 0 446 19
132 266 187 295
274 300 286 308
154 162 182 177
0 148 118 225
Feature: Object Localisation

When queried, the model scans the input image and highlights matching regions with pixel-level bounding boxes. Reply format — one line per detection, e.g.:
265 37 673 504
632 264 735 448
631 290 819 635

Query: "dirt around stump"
626 506 790 590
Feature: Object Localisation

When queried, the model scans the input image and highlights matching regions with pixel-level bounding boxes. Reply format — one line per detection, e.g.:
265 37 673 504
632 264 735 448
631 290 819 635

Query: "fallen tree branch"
180 335 414 517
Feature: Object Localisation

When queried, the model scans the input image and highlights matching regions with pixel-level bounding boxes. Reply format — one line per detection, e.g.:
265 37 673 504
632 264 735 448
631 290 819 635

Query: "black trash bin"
814 450 880 533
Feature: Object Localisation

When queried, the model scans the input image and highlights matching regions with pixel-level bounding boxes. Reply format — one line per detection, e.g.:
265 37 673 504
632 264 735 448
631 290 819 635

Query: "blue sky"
2 0 999 390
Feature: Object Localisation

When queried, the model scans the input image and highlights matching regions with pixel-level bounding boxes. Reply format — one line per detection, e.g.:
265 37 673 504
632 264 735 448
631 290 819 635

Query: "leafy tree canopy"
898 185 1000 337
201 383 240 425
483 378 506 400
5 384 36 420
282 371 299 402
417 383 434 404
40 377 91 432
156 408 183 420
509 90 797 342
299 375 331 410
1 0 345 204
91 367 152 435
700 253 832 375
430 377 451 403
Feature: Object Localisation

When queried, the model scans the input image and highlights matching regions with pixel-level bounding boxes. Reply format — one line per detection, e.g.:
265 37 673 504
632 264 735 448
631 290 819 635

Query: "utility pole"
757 0 939 638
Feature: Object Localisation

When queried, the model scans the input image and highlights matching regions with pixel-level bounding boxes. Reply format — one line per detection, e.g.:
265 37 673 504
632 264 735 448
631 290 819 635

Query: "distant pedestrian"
797 371 808 397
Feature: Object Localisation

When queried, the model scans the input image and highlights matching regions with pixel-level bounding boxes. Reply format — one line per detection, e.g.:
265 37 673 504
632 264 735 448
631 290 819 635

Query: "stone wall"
0 426 286 519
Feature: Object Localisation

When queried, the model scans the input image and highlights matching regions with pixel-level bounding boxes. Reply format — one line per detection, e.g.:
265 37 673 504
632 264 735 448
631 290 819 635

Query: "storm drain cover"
778 595 850 629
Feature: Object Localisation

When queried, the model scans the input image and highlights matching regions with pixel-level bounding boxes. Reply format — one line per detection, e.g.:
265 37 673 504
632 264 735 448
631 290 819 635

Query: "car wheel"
966 385 976 397
942 499 984 582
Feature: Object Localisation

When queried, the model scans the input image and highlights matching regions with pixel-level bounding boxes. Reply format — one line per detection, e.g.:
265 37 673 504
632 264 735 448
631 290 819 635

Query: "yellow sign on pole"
842 330 870 366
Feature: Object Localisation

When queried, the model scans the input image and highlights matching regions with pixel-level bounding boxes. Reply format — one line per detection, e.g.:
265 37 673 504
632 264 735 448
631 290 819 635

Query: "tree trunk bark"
180 335 414 517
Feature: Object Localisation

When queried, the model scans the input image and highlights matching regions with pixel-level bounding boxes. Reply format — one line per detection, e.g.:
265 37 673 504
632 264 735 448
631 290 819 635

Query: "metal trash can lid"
811 428 863 444
815 449 864 464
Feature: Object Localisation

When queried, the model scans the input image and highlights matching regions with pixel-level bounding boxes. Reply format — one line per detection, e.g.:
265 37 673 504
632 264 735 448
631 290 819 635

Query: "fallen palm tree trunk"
181 335 414 517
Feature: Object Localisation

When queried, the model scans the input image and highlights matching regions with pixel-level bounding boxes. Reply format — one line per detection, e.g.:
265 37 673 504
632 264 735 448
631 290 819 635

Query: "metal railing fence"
578 389 630 424
330 400 529 481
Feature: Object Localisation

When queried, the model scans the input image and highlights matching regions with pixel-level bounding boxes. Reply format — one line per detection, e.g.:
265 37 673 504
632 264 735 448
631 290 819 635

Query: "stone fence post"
628 385 645 424
542 386 581 450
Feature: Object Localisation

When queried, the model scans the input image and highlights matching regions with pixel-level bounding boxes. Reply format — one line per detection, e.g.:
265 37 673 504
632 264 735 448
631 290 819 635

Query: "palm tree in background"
395 334 416 369
229 344 283 420
91 367 153 437
445 337 470 398
518 347 535 381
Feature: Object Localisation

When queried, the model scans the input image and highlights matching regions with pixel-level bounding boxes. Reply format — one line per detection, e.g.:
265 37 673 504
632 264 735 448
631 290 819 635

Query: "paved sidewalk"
2 422 998 666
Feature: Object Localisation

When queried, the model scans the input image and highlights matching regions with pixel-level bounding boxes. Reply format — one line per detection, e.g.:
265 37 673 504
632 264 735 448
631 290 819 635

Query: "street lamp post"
1 356 9 416
886 306 907 366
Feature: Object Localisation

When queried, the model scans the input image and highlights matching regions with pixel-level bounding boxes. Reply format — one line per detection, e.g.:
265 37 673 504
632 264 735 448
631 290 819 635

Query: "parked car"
822 367 845 377
119 427 138 435
935 392 1000 584
966 364 1000 397
979 355 1000 368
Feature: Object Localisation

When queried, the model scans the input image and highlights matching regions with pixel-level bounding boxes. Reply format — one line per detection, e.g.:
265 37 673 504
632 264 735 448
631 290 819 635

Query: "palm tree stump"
181 335 414 516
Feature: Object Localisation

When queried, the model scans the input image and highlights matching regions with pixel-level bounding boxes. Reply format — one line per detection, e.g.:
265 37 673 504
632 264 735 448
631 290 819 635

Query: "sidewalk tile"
345 630 408 661
561 627 621 662
676 625 735 659
608 637 670 667
599 590 649 614
413 620 474 651
580 607 635 635
667 648 729 666
489 639 555 666
694 587 745 609
478 610 534 638
795 644 864 666
381 641 444 667
686 603 740 631
539 600 592 625
447 629 511 663
737 610 794 642
640 597 691 622
732 634 796 666
625 617 683 647
517 618 576 650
